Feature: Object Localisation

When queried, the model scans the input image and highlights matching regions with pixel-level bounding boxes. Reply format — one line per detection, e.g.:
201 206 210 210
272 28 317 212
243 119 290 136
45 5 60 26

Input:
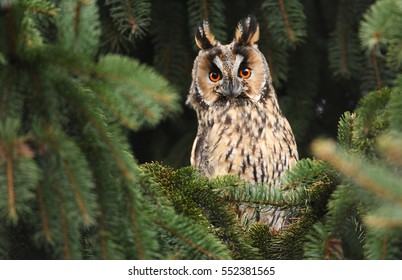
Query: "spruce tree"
0 0 181 259
308 0 402 259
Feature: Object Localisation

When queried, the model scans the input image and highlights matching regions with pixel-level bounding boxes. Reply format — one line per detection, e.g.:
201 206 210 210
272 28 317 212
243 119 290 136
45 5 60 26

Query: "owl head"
187 16 274 110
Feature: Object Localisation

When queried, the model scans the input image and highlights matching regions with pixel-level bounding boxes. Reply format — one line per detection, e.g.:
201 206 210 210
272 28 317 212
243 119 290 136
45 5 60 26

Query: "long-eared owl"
186 16 299 230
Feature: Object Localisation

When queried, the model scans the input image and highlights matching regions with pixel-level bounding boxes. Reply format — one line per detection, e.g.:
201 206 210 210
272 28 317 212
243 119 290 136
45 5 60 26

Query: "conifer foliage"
0 0 179 259
1 0 402 259
309 0 402 259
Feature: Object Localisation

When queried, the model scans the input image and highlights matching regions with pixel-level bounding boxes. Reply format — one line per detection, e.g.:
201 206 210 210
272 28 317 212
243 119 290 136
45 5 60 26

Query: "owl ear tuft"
234 16 260 45
195 20 217 50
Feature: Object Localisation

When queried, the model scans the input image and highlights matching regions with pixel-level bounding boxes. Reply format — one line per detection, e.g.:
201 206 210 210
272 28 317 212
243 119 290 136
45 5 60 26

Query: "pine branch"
22 69 161 259
257 10 290 86
59 202 72 259
115 171 159 260
283 158 337 189
263 157 339 259
376 133 402 168
18 0 58 48
21 0 57 17
261 0 306 47
359 0 402 69
271 215 312 259
358 0 402 91
105 0 151 40
0 118 38 224
328 0 363 79
93 54 180 128
187 0 227 44
312 135 402 260
53 78 161 259
35 185 51 242
57 0 100 56
142 163 259 259
326 185 361 237
83 133 128 259
389 76 402 132
224 183 307 208
359 52 396 93
370 50 382 89
337 111 356 150
32 47 180 129
78 123 146 259
349 88 391 156
247 223 272 258
151 0 192 89
33 155 83 259
304 222 344 260
154 213 231 260
33 122 98 226
138 163 234 260
277 0 297 44
54 77 136 182
364 229 402 259
313 139 402 206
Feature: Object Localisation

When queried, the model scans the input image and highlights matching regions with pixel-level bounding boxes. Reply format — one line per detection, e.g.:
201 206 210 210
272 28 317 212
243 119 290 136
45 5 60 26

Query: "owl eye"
209 71 222 82
239 67 252 79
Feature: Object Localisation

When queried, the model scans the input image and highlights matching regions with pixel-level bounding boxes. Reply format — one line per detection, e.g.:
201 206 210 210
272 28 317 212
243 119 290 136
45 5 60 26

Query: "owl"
186 16 299 230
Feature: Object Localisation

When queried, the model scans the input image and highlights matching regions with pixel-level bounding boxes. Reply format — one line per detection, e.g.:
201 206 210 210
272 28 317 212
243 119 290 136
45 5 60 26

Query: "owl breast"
191 100 298 186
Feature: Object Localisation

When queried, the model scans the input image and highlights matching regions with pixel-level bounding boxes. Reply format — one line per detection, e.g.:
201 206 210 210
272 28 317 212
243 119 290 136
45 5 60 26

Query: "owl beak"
222 80 242 99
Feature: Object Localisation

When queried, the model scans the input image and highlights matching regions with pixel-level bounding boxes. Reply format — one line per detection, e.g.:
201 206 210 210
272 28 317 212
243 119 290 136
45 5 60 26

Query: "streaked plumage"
187 17 298 230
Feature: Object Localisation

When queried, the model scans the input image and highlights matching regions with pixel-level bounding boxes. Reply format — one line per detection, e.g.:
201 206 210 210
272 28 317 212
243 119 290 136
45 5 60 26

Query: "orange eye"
239 67 252 79
209 71 222 82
